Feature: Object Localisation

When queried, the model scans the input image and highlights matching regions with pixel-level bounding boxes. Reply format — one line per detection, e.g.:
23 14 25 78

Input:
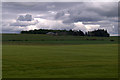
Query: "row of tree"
21 29 110 37
85 29 109 37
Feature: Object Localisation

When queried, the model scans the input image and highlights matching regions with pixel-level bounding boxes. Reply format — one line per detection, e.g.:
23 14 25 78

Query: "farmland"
2 34 118 45
2 34 118 78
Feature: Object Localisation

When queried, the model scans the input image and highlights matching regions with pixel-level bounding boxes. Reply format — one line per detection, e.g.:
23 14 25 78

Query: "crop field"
2 34 118 78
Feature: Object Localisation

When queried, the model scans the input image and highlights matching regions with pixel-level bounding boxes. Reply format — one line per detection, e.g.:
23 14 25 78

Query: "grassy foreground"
3 44 118 78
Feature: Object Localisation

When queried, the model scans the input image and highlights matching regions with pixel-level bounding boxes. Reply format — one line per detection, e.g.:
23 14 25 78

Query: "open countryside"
2 34 118 78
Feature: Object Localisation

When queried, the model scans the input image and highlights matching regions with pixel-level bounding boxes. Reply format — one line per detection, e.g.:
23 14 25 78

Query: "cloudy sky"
2 2 119 36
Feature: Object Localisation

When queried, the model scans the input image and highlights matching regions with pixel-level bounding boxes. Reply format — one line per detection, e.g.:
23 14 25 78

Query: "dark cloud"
17 14 33 21
55 2 118 23
55 11 65 19
9 14 38 27
63 11 104 23
84 2 118 17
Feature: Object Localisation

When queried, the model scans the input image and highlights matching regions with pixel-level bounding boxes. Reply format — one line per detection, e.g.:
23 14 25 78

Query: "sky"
2 2 119 36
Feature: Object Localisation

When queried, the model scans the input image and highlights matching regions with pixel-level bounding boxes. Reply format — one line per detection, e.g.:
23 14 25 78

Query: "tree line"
21 29 110 37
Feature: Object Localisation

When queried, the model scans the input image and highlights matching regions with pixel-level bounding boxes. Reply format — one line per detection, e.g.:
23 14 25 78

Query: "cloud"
10 14 38 27
47 5 55 9
2 22 25 33
73 22 86 31
10 20 38 27
26 18 100 32
55 2 118 23
63 11 104 23
53 2 118 35
2 13 116 35
34 18 75 30
17 14 33 21
2 2 118 36
85 25 100 31
55 11 65 19
83 20 118 35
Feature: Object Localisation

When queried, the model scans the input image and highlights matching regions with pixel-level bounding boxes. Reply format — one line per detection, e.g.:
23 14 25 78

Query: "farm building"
46 32 58 36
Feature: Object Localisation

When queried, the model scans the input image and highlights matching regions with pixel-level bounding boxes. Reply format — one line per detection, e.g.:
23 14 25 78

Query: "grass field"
2 34 118 45
2 34 118 78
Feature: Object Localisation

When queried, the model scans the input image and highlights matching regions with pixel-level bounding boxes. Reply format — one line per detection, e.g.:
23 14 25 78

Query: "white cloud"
85 25 100 31
10 20 38 27
48 11 57 15
34 18 75 30
73 22 86 31
2 16 102 33
25 18 100 32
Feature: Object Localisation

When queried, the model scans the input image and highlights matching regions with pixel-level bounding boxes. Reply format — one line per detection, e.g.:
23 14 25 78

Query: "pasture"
2 34 118 78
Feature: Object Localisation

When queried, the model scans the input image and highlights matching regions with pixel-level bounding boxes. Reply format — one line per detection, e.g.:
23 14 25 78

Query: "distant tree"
85 32 88 36
86 29 109 37
21 29 109 37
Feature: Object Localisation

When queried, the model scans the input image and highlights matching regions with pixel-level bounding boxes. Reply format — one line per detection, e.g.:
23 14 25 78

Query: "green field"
2 34 118 45
2 34 118 78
